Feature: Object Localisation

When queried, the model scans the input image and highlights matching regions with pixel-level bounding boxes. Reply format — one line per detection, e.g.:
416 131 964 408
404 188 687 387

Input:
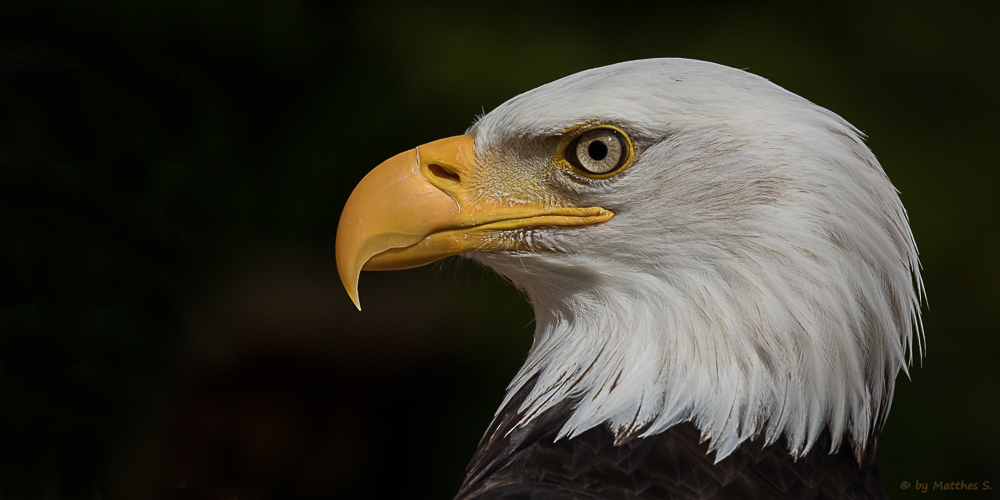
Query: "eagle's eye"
565 127 631 176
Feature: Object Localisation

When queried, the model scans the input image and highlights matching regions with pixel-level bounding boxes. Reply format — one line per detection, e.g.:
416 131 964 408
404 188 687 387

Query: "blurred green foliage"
1 0 997 498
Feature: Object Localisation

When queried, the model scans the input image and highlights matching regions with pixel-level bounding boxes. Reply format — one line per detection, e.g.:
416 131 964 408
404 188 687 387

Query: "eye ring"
564 127 633 177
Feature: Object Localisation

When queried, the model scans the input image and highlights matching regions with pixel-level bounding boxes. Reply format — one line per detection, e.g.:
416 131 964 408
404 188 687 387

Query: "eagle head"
336 59 923 473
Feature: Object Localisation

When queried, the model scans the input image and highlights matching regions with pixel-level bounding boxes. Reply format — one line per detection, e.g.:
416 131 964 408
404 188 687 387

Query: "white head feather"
465 59 923 462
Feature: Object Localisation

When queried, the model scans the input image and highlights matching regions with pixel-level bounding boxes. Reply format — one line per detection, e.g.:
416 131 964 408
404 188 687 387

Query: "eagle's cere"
336 59 923 499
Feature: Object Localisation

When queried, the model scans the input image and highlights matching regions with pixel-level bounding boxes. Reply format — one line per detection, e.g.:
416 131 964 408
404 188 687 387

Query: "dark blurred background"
1 1 997 498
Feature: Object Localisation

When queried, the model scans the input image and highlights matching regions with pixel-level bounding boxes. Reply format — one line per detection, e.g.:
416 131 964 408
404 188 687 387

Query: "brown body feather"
457 377 886 500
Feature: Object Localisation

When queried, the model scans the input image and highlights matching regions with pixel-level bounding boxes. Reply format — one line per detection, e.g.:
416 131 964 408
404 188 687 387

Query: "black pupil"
587 140 608 161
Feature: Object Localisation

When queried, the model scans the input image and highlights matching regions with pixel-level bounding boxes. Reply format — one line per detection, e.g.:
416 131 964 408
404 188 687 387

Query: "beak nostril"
428 163 461 184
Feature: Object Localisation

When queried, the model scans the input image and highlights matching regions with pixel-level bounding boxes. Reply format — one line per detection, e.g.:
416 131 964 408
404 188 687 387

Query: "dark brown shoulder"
455 379 887 500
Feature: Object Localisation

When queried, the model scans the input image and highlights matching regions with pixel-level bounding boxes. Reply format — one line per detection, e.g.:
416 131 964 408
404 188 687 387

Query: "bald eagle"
336 59 923 500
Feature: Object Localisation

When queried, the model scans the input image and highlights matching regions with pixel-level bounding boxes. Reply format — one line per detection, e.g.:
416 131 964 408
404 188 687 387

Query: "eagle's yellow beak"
335 134 613 309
